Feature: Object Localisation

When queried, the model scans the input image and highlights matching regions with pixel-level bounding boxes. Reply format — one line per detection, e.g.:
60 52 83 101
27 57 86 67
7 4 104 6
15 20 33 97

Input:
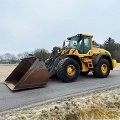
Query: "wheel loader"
4 33 117 91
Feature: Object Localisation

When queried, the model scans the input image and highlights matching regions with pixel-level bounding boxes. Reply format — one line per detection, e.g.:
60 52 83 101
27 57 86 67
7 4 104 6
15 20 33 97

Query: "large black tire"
57 58 80 82
93 58 110 78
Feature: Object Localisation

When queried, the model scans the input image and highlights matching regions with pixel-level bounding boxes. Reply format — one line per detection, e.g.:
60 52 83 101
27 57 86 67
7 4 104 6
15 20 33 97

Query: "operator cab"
64 34 93 54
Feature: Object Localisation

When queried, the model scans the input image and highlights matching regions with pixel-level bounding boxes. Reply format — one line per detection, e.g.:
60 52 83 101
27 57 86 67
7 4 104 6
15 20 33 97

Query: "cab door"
78 36 91 54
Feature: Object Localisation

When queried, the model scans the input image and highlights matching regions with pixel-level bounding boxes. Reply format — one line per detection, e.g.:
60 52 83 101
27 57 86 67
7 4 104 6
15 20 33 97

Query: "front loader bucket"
4 57 49 91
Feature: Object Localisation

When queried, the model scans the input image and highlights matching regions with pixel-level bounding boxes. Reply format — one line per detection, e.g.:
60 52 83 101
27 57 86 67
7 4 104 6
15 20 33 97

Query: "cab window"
78 36 90 54
84 37 90 53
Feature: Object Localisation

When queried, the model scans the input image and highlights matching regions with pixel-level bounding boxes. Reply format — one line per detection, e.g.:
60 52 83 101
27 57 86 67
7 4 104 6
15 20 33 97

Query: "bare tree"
32 48 50 61
17 52 30 60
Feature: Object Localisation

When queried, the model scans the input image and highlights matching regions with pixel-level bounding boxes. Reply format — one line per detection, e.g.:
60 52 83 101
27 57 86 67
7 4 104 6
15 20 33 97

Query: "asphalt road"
0 70 120 112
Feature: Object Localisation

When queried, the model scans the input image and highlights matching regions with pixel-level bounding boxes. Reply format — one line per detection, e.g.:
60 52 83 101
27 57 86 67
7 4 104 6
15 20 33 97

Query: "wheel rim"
101 64 108 73
67 65 76 76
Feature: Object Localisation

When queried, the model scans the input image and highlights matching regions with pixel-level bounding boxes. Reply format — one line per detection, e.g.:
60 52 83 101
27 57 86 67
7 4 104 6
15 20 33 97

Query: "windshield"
63 37 80 48
63 36 91 54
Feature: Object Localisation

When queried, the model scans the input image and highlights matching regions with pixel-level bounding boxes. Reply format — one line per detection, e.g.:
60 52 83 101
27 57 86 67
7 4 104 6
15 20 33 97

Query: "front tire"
57 58 80 82
93 58 110 78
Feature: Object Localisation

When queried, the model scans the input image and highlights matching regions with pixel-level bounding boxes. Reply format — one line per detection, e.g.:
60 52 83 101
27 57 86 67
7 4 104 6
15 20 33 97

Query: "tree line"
0 48 50 64
0 37 120 64
94 37 120 62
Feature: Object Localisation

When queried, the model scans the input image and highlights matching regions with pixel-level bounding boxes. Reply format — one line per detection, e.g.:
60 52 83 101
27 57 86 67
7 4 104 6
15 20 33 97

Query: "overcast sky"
0 0 120 55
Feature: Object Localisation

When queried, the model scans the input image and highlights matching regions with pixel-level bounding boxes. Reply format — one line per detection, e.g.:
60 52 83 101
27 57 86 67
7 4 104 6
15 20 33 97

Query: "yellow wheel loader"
4 34 117 91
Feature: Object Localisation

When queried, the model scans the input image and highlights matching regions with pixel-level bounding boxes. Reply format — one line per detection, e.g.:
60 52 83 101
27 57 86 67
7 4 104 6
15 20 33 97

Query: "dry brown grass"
0 64 17 82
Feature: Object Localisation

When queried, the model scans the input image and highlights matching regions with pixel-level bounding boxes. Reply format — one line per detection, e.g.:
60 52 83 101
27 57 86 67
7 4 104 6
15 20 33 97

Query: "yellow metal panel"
112 59 117 68
61 49 67 54
81 33 93 37
81 62 89 72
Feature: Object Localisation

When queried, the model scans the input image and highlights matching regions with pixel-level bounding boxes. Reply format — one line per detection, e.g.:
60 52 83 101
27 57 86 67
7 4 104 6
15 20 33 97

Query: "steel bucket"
4 57 49 91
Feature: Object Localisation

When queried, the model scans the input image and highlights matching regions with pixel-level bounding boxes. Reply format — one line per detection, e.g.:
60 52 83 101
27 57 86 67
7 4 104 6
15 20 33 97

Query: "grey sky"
0 0 120 55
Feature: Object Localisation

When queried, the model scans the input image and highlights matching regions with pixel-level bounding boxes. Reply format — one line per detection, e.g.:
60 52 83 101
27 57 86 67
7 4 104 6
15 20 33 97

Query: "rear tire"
57 58 80 82
93 58 110 78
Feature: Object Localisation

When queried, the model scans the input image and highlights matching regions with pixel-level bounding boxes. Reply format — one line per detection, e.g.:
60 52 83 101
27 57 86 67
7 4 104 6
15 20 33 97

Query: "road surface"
0 70 120 112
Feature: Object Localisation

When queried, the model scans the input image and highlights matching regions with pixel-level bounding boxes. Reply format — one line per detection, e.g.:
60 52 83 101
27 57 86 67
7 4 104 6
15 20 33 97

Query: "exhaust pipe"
4 57 49 91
